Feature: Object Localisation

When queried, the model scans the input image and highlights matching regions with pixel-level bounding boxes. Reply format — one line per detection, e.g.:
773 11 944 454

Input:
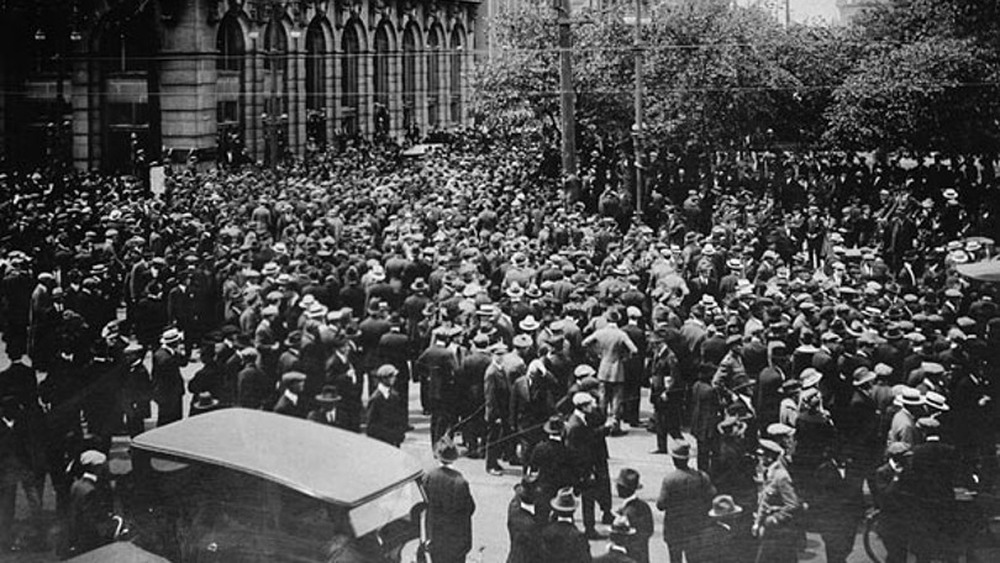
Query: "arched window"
341 23 361 133
217 14 244 72
373 23 391 110
263 19 287 72
402 24 418 131
449 26 464 123
305 20 326 112
426 26 443 127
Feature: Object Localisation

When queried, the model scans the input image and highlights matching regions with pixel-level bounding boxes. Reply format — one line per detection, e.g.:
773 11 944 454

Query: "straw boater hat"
160 328 183 346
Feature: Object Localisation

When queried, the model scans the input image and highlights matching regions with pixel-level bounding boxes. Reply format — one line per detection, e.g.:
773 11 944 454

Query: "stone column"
158 0 218 163
290 31 307 156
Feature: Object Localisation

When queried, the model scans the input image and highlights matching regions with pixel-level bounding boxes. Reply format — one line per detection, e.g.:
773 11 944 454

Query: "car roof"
131 408 423 507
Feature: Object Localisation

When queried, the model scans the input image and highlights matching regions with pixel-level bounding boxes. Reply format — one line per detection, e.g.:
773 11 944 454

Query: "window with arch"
449 26 464 123
373 23 391 110
402 24 418 131
263 19 287 73
217 14 244 72
426 26 443 127
305 20 326 112
341 23 362 133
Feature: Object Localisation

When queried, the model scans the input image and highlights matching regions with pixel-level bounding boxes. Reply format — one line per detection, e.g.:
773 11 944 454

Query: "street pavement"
0 344 901 563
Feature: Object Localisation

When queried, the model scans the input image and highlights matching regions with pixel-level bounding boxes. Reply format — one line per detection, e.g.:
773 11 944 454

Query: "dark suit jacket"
592 549 635 563
620 496 654 563
506 496 541 563
366 388 407 446
415 345 459 409
528 438 576 493
152 347 187 400
539 519 592 563
272 392 310 418
423 465 476 560
565 412 599 483
510 374 555 432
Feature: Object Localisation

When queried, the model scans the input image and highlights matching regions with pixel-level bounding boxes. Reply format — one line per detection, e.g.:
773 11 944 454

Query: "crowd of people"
0 131 998 562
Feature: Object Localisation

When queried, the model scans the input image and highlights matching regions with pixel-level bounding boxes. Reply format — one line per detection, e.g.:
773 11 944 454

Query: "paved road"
0 344 973 563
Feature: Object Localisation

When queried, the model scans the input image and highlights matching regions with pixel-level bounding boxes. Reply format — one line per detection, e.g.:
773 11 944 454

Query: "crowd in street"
0 132 998 562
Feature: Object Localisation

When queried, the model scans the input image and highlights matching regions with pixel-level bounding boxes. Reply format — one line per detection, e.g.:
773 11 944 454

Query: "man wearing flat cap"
415 327 461 447
365 365 407 447
274 371 309 418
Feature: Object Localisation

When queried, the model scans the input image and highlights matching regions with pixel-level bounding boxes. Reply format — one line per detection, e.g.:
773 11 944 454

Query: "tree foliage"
471 0 1000 153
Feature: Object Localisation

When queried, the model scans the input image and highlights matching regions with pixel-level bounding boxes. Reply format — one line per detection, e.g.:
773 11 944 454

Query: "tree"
825 0 1000 152
471 0 857 150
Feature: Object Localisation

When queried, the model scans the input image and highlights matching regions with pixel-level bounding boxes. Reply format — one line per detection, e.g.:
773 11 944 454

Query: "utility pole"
632 0 644 216
556 0 578 203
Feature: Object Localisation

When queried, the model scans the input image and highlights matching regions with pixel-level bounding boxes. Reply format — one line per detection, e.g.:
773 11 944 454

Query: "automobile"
123 408 427 562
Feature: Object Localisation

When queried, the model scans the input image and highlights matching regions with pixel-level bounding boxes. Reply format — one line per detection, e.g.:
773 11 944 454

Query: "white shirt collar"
377 383 392 399
519 502 535 515
283 389 298 405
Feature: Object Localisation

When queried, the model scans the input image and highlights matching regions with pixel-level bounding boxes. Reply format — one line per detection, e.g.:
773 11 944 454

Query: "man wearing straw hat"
152 328 187 426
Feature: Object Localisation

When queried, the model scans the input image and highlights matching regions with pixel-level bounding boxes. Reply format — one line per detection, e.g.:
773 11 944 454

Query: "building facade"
0 0 479 172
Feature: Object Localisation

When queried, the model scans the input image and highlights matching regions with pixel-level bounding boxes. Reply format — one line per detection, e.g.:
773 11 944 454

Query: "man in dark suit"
457 333 491 455
510 359 557 465
539 487 592 563
273 372 310 418
423 438 476 563
649 327 682 452
415 328 460 447
593 516 638 563
375 314 414 421
484 342 513 475
614 468 653 563
326 335 362 432
566 391 613 538
365 365 407 447
656 440 716 563
152 328 188 426
528 415 575 524
506 473 542 563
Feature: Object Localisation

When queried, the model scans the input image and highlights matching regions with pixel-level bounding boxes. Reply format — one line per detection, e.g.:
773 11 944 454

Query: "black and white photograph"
1 0 999 561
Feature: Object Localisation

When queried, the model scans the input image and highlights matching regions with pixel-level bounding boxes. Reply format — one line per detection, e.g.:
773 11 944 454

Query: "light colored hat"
160 328 183 345
572 392 596 407
79 450 107 466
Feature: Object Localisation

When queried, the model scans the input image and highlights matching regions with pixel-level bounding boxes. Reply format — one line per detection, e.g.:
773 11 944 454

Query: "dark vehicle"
125 409 427 562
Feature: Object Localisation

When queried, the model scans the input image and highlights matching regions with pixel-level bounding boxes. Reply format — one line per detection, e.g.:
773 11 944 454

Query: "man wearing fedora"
690 494 743 563
423 437 476 563
614 468 652 563
152 328 187 426
308 385 344 427
506 473 542 563
656 440 716 563
540 487 592 563
366 364 407 447
528 414 575 524
593 515 638 563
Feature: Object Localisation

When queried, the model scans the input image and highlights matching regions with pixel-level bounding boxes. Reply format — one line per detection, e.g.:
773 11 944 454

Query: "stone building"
0 0 479 172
